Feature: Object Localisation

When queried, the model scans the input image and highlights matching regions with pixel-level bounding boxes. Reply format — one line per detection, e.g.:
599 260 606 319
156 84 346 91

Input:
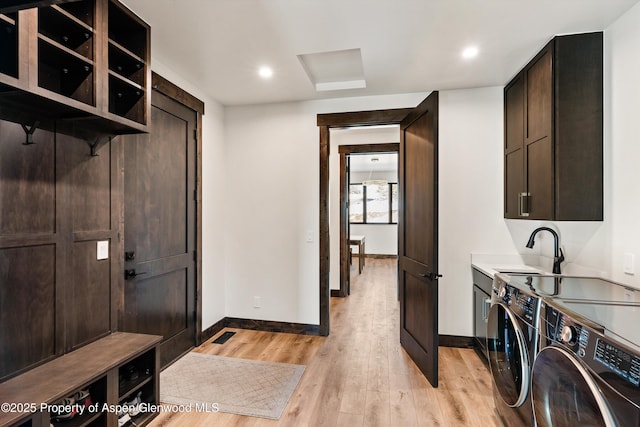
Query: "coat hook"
21 121 40 145
86 136 111 156
87 138 100 156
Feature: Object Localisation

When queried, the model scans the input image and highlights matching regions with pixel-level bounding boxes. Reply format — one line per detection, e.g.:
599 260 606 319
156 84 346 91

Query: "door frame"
317 109 411 336
148 72 205 345
337 143 399 298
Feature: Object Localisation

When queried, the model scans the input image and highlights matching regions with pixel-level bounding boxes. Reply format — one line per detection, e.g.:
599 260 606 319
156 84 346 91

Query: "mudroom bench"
0 332 162 427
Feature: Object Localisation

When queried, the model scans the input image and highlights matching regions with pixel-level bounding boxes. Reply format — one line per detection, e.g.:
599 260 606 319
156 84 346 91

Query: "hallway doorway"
337 145 399 297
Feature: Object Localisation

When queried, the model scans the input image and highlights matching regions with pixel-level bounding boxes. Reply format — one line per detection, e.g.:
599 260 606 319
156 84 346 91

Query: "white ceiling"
350 153 398 174
122 0 639 107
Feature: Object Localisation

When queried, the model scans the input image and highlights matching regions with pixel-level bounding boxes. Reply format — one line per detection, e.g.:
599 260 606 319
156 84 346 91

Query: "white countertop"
471 253 546 278
470 252 606 278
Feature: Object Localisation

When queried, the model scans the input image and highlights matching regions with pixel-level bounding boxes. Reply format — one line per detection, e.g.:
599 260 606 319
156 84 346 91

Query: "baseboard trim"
331 289 346 297
439 335 475 348
365 254 398 259
223 317 321 336
200 318 227 343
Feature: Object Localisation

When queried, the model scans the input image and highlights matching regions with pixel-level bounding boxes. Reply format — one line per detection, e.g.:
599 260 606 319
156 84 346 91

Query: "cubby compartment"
57 1 94 26
49 376 107 427
109 42 145 86
38 4 94 60
118 348 155 398
38 38 95 105
108 0 147 59
0 13 18 78
109 74 144 123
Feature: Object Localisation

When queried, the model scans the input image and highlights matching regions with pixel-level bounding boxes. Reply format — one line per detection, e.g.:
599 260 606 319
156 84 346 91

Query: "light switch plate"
97 240 109 260
624 252 635 275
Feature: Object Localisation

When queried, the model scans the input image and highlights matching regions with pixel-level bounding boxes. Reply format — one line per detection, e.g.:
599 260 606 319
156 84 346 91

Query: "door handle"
125 269 147 280
482 297 491 322
419 272 443 281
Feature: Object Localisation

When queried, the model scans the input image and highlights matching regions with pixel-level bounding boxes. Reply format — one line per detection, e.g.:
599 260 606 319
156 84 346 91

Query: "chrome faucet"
526 227 565 274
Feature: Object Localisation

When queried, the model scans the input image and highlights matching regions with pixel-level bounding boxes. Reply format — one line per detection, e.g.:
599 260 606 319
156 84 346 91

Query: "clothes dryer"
487 273 541 426
532 297 640 426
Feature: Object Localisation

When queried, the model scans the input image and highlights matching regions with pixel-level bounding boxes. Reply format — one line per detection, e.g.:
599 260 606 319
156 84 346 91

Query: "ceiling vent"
297 48 366 92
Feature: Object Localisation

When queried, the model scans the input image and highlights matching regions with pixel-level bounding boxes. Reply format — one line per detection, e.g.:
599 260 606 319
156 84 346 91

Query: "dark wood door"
398 91 439 387
524 46 553 219
122 89 197 368
504 73 525 218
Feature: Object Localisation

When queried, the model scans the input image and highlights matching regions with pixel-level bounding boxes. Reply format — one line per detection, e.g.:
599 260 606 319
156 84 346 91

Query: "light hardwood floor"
150 258 502 427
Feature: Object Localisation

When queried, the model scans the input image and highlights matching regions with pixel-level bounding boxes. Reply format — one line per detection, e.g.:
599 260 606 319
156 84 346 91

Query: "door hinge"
193 250 197 261
193 128 198 140
193 189 198 201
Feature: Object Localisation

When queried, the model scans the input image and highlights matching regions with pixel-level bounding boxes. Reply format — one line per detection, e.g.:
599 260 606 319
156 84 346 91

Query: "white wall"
604 2 640 288
155 1 640 336
151 58 227 330
438 87 515 336
224 94 426 323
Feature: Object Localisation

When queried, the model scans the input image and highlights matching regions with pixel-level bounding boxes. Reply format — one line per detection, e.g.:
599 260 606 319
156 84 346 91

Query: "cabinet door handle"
518 192 530 217
483 297 491 322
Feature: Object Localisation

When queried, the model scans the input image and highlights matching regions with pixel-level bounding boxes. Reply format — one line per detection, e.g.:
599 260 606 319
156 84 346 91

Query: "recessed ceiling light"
258 66 273 79
462 46 479 59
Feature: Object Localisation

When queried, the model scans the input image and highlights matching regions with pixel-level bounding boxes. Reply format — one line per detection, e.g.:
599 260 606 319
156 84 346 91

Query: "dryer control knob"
560 325 577 344
498 287 507 299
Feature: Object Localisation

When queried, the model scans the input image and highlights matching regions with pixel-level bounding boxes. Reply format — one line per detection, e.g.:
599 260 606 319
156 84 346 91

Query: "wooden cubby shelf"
0 13 18 78
0 332 162 427
0 0 150 138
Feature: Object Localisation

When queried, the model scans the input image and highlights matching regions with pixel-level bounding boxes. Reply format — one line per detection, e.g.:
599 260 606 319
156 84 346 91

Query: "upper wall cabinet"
0 0 150 138
504 32 603 221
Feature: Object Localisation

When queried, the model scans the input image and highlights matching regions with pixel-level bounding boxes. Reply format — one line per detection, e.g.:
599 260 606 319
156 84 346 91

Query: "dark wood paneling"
338 143 399 154
123 269 187 337
0 244 56 380
404 112 434 264
0 120 55 235
63 134 111 232
554 32 603 221
399 91 439 387
504 74 524 154
122 88 197 368
525 46 552 144
134 105 188 261
505 150 523 218
526 137 553 219
317 108 411 128
151 72 205 115
67 240 111 350
319 125 330 336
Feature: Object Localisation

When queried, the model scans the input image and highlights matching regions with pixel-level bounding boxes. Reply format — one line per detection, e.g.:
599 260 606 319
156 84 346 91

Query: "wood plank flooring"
150 258 501 427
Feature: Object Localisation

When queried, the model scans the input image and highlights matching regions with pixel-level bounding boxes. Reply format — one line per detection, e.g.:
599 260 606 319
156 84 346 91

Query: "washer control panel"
594 338 640 387
493 277 539 323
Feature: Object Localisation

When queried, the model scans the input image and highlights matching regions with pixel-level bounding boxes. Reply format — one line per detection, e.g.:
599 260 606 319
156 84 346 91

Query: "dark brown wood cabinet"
504 32 603 221
0 0 149 383
0 0 150 138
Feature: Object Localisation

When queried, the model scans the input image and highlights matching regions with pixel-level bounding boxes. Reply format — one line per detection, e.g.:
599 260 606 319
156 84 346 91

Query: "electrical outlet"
253 296 261 308
624 253 635 275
